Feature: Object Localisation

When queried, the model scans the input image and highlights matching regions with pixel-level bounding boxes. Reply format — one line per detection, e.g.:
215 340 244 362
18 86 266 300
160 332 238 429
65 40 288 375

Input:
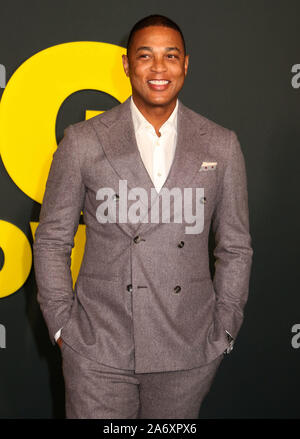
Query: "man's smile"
147 79 171 91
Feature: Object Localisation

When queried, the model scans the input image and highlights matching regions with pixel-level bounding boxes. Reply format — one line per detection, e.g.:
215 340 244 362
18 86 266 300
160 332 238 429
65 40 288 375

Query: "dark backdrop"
0 0 299 418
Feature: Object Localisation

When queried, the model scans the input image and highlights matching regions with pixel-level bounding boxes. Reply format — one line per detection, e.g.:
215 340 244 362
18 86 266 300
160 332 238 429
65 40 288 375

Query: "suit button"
133 235 144 243
127 284 133 293
174 285 181 294
200 196 206 204
177 241 184 248
112 193 119 201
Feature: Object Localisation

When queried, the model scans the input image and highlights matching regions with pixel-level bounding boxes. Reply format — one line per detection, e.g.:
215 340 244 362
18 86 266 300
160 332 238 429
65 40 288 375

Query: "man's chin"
145 96 177 108
132 92 178 110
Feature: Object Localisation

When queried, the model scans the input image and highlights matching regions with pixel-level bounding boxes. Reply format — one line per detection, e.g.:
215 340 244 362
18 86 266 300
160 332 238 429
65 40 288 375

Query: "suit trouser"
61 340 224 419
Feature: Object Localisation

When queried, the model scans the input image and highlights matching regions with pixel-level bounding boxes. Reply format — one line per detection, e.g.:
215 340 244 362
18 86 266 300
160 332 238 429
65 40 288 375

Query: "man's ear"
122 54 130 77
184 54 189 77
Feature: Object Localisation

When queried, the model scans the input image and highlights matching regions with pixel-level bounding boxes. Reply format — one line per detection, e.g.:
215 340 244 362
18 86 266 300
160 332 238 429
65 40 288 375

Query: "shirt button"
157 172 162 177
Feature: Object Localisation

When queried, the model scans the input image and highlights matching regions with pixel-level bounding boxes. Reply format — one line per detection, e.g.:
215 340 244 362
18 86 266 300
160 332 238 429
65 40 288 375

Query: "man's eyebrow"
165 47 181 53
136 46 181 53
136 46 153 52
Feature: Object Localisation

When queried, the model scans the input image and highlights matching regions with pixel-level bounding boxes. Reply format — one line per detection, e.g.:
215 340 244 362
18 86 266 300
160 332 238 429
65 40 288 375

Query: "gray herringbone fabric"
33 96 253 373
61 341 224 419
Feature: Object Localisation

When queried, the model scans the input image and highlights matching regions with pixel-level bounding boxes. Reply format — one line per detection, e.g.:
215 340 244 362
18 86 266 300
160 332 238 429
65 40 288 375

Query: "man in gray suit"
33 14 253 419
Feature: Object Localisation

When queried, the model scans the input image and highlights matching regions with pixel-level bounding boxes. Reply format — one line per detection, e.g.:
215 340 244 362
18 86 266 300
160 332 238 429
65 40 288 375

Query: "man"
33 14 253 419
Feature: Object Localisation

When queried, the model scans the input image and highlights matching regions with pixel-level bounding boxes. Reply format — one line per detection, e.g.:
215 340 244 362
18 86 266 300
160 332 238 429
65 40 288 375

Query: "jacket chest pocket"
189 171 219 211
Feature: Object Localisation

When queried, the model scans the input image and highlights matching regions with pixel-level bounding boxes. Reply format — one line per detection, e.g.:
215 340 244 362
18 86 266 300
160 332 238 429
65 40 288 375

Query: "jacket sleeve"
211 130 253 340
33 125 86 345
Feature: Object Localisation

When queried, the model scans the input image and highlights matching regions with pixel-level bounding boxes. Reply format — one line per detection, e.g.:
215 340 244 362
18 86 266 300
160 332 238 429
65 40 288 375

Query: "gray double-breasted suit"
33 96 253 374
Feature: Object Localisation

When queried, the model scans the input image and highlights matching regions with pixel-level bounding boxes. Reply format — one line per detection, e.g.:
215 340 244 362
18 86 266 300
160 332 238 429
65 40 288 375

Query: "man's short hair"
126 14 186 57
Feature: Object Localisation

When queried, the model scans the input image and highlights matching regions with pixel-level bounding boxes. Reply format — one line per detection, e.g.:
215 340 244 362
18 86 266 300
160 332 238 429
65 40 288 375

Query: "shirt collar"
130 95 178 135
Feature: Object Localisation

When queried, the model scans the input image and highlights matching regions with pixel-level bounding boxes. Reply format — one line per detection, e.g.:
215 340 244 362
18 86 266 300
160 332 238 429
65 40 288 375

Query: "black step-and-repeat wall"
0 0 299 418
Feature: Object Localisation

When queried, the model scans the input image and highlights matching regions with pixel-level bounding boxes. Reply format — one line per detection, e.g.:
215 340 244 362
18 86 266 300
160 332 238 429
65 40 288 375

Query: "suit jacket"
33 96 253 373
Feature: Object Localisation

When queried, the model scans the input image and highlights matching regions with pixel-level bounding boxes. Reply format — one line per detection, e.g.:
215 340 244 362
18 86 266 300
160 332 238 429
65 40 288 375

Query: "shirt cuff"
224 330 234 354
225 330 234 340
54 328 62 342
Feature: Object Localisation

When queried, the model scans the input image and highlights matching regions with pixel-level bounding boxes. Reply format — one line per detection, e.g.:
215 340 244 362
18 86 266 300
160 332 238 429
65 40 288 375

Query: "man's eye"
139 54 150 58
167 54 178 59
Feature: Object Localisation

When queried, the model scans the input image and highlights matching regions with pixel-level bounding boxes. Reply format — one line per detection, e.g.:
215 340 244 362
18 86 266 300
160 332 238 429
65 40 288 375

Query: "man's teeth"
148 80 169 85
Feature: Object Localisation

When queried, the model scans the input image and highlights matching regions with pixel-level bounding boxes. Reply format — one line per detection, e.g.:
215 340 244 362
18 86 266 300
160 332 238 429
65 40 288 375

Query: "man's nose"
150 57 167 72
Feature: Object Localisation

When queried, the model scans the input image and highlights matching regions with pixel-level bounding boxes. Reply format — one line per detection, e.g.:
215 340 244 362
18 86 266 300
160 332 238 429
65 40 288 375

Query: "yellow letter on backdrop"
0 41 131 297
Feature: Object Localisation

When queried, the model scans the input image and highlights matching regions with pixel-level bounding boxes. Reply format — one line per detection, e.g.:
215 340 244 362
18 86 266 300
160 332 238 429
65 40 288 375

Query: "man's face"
122 25 189 109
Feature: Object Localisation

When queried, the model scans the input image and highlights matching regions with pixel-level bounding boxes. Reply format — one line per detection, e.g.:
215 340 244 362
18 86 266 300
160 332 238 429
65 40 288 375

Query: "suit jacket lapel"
91 96 211 236
92 96 154 193
163 100 210 191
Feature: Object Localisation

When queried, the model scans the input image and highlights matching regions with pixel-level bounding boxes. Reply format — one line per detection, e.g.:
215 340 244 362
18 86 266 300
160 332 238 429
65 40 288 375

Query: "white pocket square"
199 161 217 171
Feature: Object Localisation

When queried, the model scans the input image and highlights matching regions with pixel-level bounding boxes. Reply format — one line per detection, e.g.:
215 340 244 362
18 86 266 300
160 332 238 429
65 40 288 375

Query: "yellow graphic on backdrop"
0 41 131 298
0 220 32 298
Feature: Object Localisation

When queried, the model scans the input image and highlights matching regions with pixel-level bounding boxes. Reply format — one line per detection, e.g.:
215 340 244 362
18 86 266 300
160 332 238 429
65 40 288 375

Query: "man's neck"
131 95 177 137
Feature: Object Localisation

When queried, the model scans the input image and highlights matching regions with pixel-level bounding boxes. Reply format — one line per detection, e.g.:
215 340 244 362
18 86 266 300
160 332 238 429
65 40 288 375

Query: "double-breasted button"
177 241 184 248
200 196 207 204
174 285 181 294
126 284 133 293
133 235 144 243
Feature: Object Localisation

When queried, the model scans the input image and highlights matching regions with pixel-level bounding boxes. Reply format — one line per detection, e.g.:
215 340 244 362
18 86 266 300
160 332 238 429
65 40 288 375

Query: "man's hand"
57 337 63 349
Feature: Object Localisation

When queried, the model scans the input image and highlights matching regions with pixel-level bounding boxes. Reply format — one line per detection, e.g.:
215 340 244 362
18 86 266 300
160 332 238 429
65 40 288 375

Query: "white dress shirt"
130 95 178 193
